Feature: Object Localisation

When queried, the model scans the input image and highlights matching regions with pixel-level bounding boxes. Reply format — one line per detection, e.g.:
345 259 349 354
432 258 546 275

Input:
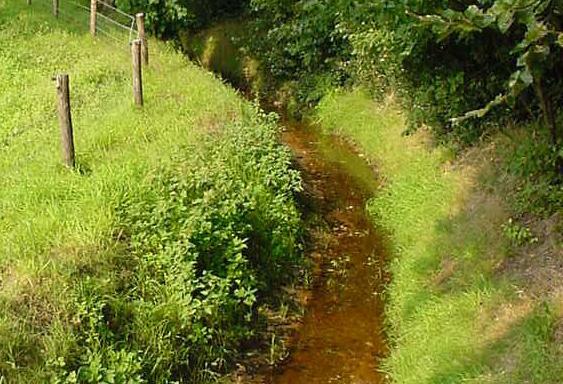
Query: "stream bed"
263 119 388 384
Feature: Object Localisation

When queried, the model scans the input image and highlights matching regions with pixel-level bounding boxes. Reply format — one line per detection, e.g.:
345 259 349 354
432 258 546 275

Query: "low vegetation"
0 2 301 382
317 89 562 383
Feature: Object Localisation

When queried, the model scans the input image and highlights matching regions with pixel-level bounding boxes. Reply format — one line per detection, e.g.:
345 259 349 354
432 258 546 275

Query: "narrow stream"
188 36 388 379
265 119 388 384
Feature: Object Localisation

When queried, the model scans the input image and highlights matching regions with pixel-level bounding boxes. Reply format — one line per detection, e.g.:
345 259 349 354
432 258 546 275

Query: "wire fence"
13 0 148 165
31 0 137 47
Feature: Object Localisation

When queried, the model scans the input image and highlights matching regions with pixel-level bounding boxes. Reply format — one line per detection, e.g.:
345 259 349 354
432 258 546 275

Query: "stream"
186 32 388 380
262 119 388 384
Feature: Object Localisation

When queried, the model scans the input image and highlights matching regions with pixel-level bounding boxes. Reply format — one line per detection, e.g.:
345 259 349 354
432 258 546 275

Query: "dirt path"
261 120 388 383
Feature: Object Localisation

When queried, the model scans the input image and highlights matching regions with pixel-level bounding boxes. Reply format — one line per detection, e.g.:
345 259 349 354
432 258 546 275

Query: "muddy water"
267 120 388 384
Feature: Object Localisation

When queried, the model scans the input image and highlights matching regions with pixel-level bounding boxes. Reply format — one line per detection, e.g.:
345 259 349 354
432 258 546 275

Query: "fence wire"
31 0 137 48
97 0 135 25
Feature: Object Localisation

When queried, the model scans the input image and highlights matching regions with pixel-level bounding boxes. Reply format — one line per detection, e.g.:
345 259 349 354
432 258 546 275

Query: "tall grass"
317 89 562 384
0 2 301 382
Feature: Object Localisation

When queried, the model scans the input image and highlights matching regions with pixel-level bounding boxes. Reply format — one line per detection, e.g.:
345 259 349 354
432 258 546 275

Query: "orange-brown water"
262 120 388 384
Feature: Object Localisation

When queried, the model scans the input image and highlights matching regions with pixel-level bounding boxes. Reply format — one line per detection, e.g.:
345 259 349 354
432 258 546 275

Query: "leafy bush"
246 0 562 146
51 119 302 383
116 0 248 37
343 0 562 144
246 0 352 109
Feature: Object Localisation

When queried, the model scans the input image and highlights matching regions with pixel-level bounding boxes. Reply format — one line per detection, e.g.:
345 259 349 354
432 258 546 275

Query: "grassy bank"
0 2 301 382
317 90 562 383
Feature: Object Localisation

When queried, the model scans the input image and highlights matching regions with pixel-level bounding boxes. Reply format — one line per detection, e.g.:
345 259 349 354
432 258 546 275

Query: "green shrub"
245 0 562 147
245 0 352 111
49 120 302 383
116 0 248 37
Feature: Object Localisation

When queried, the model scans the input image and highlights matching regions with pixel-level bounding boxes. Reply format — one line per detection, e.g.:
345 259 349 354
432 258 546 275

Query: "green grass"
0 1 301 382
316 89 562 384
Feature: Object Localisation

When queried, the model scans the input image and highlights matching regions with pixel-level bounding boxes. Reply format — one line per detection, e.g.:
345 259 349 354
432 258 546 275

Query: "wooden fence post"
55 74 75 168
90 0 97 36
136 13 148 66
131 39 143 106
52 0 59 17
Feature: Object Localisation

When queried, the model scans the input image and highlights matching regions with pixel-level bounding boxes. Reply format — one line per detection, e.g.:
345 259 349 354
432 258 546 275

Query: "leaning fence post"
52 0 59 17
136 13 149 66
131 39 143 106
55 74 75 168
90 0 97 36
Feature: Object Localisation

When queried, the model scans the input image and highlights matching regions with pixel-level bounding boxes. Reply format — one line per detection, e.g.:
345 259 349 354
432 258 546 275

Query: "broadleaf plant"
415 0 561 147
